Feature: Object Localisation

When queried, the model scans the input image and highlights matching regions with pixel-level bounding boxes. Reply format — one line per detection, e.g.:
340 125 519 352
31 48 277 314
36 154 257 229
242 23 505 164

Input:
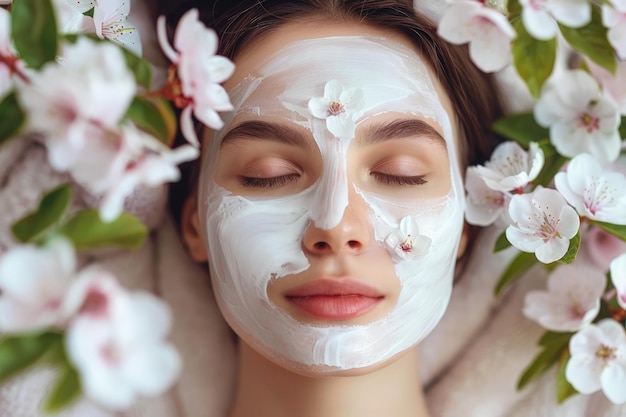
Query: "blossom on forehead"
384 216 431 262
308 80 364 140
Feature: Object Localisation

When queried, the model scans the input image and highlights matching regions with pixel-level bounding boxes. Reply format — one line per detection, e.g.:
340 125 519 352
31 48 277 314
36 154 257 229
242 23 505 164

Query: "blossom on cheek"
555 153 626 225
384 216 431 262
523 263 605 332
505 187 580 264
308 79 364 139
566 319 626 404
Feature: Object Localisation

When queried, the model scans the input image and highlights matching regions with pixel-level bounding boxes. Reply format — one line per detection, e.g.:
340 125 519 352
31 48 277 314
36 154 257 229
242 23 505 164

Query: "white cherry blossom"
523 263 605 331
602 0 626 59
555 153 626 225
520 0 591 40
506 187 580 263
437 1 516 72
566 319 626 404
308 79 365 139
52 0 95 33
17 37 135 170
94 0 142 56
157 8 235 146
65 267 181 409
610 253 626 310
474 141 544 193
384 215 431 262
534 70 621 164
97 126 199 222
0 238 76 332
464 166 511 226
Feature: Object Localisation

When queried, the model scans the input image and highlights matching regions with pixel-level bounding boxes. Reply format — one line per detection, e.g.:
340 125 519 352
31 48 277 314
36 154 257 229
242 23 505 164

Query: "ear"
456 221 470 260
181 193 209 263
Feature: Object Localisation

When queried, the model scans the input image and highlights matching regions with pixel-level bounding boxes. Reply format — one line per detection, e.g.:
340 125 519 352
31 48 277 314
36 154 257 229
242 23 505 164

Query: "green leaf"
11 0 58 69
506 0 522 16
492 112 549 147
538 331 574 348
556 351 578 404
517 332 568 390
83 7 94 18
511 19 557 97
121 47 152 89
593 221 626 241
0 332 62 384
44 363 81 413
58 209 147 251
0 91 26 146
533 141 568 188
559 7 616 74
619 116 626 140
494 230 512 253
557 229 581 264
125 97 173 145
495 251 538 296
11 184 72 243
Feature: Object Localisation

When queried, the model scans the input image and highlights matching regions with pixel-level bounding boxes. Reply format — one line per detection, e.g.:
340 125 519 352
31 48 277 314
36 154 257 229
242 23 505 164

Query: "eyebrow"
220 120 314 149
361 119 447 148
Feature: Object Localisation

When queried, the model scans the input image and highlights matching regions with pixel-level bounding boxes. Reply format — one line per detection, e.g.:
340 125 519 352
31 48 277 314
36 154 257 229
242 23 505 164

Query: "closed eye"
240 174 301 188
371 173 427 186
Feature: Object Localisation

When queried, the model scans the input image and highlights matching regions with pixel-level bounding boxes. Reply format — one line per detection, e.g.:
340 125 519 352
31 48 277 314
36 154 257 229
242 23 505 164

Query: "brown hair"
163 0 506 264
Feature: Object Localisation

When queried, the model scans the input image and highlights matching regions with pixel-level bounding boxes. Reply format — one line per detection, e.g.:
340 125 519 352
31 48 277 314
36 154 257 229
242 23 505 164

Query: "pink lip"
286 279 384 320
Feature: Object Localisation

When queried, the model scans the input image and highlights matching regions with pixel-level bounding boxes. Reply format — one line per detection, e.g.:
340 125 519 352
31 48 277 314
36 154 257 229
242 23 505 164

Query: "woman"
170 1 506 416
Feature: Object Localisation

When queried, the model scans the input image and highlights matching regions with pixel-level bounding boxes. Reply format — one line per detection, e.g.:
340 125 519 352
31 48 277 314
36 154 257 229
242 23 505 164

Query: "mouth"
285 279 384 320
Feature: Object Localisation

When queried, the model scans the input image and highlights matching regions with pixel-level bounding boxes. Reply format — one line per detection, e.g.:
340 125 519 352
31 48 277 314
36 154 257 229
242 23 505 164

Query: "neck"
229 343 430 417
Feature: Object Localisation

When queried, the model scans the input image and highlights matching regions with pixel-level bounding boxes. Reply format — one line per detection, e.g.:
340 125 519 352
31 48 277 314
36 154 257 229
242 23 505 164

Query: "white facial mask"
199 36 465 371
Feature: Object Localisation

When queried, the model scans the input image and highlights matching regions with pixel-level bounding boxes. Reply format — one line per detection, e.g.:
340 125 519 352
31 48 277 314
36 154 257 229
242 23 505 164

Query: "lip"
285 279 384 320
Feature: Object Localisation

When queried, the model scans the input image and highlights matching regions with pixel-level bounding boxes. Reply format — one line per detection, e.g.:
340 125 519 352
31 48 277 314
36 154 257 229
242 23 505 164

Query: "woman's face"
198 20 465 374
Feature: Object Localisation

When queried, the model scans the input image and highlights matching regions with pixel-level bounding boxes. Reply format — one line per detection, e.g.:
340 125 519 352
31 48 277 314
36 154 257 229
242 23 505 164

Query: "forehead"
220 20 456 130
227 36 444 127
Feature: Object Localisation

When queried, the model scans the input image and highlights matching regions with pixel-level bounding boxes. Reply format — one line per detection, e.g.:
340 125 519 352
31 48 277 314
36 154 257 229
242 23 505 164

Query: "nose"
302 189 372 256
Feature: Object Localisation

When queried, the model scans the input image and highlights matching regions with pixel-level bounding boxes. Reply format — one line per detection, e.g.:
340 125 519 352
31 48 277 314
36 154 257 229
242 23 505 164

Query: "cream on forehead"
200 35 465 371
222 35 445 135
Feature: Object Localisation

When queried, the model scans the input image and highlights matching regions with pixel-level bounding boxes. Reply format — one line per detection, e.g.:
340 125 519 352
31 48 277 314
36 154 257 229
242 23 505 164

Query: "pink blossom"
584 227 626 271
586 59 626 116
566 319 626 404
602 0 626 59
520 0 591 40
534 70 621 164
610 253 626 310
157 8 234 146
464 166 511 227
438 1 516 72
17 37 136 170
0 238 76 332
523 263 605 331
506 187 580 263
93 0 142 56
65 267 181 409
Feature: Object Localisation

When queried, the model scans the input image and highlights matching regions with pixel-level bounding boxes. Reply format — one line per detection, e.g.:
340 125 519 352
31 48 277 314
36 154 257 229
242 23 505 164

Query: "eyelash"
239 173 427 188
240 174 300 188
372 173 427 186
